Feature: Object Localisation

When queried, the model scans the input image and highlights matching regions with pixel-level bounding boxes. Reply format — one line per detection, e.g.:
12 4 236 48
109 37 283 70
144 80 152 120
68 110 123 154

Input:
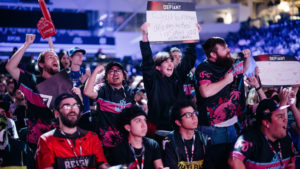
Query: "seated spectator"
0 102 18 139
0 115 34 168
110 105 164 169
36 93 109 169
162 99 212 169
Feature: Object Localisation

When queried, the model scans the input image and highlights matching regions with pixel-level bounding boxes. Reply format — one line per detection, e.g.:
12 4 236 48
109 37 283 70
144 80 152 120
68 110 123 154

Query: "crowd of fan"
0 20 299 169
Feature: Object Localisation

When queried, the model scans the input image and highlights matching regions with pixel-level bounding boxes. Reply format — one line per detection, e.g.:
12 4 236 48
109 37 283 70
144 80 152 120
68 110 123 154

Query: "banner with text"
254 54 300 86
146 1 199 43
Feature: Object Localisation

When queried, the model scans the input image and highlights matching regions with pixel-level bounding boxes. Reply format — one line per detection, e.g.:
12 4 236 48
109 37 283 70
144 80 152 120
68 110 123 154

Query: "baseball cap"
256 98 280 120
54 93 83 111
68 47 86 57
104 62 126 79
117 105 147 135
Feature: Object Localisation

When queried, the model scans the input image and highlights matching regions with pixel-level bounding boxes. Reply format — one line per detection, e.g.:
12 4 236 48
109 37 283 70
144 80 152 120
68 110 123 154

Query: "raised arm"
241 49 251 73
199 71 233 98
245 75 266 100
83 65 104 100
6 34 36 80
290 87 300 135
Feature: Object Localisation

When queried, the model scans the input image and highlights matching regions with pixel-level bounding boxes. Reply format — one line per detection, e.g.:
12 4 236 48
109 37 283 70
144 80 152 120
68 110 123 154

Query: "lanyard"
60 129 84 169
129 144 145 169
265 136 283 167
181 134 196 165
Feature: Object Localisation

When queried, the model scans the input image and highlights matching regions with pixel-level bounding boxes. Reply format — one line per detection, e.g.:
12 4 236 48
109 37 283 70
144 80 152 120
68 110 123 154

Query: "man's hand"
80 69 91 83
141 22 150 42
246 75 260 88
25 34 36 47
94 65 105 75
279 88 290 106
241 49 251 60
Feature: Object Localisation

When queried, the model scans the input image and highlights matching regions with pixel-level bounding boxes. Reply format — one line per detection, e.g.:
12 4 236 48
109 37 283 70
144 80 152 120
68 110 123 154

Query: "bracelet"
255 86 262 91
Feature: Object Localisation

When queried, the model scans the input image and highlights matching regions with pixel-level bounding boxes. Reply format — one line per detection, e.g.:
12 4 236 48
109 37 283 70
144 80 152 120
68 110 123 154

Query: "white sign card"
146 1 199 43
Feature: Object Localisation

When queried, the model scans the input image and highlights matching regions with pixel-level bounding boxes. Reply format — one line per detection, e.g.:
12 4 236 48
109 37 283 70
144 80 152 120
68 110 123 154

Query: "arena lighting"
278 1 290 12
224 12 232 24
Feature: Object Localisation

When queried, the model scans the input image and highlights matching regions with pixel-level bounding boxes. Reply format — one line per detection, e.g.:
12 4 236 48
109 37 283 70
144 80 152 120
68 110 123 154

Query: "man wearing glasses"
162 99 212 169
36 93 109 169
84 62 135 163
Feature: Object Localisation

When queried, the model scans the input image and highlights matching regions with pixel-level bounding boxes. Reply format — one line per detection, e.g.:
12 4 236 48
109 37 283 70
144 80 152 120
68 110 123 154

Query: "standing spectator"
111 105 164 169
0 115 34 169
229 98 295 168
170 47 196 101
0 102 18 139
58 50 70 70
195 37 250 169
163 99 212 169
36 93 109 169
5 34 58 148
84 62 135 162
67 47 91 113
140 23 198 133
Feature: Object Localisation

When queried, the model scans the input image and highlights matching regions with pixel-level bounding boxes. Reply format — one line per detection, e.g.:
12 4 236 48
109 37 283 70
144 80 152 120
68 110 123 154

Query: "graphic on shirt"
207 90 241 125
99 127 123 147
40 94 53 108
234 137 253 152
199 71 212 79
178 160 204 169
27 120 56 144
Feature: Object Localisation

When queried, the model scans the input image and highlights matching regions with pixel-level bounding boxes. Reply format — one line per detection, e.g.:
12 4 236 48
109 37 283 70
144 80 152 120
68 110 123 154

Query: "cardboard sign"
36 70 73 109
146 1 199 43
254 54 300 86
37 0 56 39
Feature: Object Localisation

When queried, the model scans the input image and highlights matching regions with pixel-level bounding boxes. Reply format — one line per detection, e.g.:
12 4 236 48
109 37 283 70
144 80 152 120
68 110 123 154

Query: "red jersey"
36 128 107 169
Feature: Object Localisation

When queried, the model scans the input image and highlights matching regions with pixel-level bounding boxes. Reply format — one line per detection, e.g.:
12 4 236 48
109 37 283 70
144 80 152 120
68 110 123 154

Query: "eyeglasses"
108 69 122 75
180 111 198 118
60 104 80 110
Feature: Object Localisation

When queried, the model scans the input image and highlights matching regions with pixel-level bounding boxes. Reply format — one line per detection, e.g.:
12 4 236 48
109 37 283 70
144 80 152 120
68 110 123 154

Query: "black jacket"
140 41 196 130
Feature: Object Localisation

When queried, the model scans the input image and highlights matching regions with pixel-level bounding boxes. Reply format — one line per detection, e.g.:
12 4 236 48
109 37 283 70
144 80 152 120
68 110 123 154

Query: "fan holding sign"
139 13 201 138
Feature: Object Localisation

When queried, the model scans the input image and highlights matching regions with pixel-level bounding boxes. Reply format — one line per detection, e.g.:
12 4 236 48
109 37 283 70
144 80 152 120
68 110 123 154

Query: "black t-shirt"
231 127 295 168
110 137 161 169
163 131 210 169
96 83 134 148
195 60 245 126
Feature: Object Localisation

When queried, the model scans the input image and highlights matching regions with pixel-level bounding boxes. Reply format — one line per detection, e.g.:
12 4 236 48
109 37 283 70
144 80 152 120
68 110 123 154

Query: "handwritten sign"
146 1 199 43
254 54 300 86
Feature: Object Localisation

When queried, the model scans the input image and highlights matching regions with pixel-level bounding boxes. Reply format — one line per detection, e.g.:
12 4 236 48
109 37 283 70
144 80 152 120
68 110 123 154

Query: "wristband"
255 86 262 91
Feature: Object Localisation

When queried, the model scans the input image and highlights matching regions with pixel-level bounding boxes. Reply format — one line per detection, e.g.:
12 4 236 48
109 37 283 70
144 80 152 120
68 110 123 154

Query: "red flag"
37 0 56 39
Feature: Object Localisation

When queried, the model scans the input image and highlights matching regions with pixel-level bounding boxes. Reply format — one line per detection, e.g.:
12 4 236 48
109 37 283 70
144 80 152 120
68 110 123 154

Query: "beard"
59 111 81 128
44 65 59 75
215 55 233 69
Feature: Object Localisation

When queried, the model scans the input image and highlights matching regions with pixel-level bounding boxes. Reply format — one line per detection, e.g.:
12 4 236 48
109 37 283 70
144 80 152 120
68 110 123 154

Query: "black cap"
54 93 83 111
256 98 280 120
68 47 86 57
104 62 126 79
117 105 147 135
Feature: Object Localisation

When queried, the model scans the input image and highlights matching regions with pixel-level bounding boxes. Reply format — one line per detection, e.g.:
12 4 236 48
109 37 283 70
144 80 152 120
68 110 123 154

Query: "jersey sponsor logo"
64 157 89 169
199 71 212 79
56 155 97 169
178 160 204 169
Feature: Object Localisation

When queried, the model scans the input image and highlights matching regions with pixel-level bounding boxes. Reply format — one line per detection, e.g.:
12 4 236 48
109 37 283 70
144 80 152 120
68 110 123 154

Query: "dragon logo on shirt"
234 137 253 152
